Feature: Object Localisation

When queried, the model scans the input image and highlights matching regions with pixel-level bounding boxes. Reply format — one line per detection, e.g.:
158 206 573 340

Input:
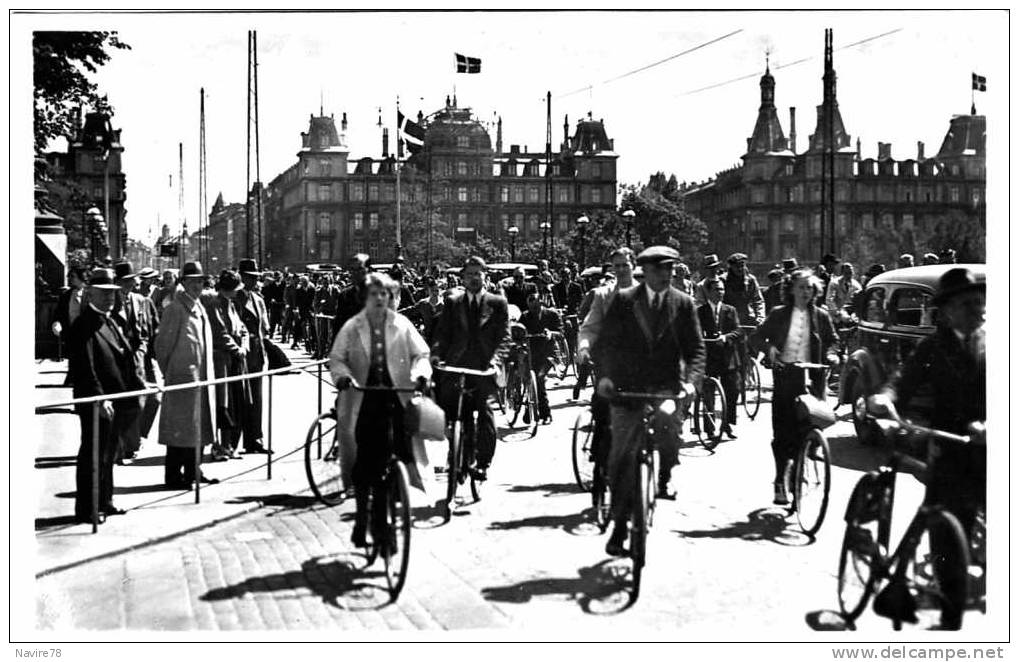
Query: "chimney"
382 127 389 157
917 141 925 160
878 142 891 160
341 112 348 132
856 137 861 158
496 116 503 153
563 114 569 149
789 107 797 152
746 137 752 151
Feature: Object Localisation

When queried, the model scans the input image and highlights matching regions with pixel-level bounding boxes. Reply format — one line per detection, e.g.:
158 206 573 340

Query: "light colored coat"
329 309 432 452
153 291 216 448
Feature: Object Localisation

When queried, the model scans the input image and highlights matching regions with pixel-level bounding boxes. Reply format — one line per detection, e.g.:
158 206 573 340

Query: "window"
592 163 602 178
457 136 470 149
889 288 934 327
513 186 524 203
752 187 766 204
93 186 104 199
528 186 540 203
528 214 540 233
443 186 451 201
458 186 468 202
457 213 469 229
811 213 821 233
443 161 453 176
557 214 568 234
785 187 793 202
924 189 932 202
500 214 509 230
457 161 468 176
514 213 524 229
862 288 887 324
881 213 894 229
838 213 848 234
950 187 960 203
350 183 364 201
368 184 379 201
383 184 395 201
904 190 912 203
785 164 794 176
353 212 364 231
320 159 331 176
591 187 602 204
782 214 796 233
369 212 379 230
861 213 874 230
551 165 561 176
902 214 914 230
500 186 509 203
751 213 767 233
558 186 570 203
751 240 766 262
318 184 330 201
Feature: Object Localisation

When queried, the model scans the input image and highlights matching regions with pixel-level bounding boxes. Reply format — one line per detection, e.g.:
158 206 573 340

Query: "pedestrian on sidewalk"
205 270 250 460
112 261 159 464
154 261 218 488
67 268 145 522
237 259 272 455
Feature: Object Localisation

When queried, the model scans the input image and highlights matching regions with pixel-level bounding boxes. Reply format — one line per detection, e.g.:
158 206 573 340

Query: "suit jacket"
54 286 85 337
519 307 563 367
596 284 706 394
68 305 145 405
237 289 269 371
432 289 510 370
504 281 537 311
721 273 765 326
113 291 158 356
551 280 584 314
697 301 741 374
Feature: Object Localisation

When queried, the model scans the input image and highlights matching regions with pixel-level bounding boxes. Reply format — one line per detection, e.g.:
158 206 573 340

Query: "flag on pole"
455 53 481 74
972 73 987 91
397 110 425 154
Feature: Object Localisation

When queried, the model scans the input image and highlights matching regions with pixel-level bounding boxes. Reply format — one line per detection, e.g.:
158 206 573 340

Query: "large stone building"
683 38 986 276
260 96 619 268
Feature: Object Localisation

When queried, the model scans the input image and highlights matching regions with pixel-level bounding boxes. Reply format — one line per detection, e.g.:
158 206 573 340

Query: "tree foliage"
33 31 130 152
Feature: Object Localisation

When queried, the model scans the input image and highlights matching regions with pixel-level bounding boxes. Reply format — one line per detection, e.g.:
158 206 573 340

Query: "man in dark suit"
333 253 370 341
595 246 706 556
698 277 741 439
67 268 145 524
519 290 563 424
112 261 159 463
52 267 88 381
503 267 536 312
237 259 272 454
431 256 511 481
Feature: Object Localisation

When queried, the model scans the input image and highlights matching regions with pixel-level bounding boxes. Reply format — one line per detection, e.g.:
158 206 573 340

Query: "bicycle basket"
794 393 836 429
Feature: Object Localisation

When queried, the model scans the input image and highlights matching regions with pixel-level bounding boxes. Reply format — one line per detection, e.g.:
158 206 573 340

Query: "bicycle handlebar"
341 378 421 393
775 361 831 370
434 363 498 377
866 412 977 447
613 390 692 403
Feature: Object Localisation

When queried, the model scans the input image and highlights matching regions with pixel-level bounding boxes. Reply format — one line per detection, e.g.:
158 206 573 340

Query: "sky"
16 9 1007 243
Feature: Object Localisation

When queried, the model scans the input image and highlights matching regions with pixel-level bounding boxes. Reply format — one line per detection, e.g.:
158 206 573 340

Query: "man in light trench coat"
154 261 219 488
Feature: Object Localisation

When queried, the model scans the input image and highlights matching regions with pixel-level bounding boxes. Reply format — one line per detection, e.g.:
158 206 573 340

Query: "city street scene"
14 7 1008 653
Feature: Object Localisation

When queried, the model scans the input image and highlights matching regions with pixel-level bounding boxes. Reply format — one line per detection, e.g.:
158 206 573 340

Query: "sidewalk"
33 346 331 577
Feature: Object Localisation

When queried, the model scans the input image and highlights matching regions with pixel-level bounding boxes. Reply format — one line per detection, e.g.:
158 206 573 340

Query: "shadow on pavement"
481 558 636 615
827 432 889 473
673 508 813 547
223 493 325 511
549 400 582 411
35 456 78 469
200 553 393 611
35 514 82 530
506 482 584 497
806 609 852 630
488 511 589 533
35 384 72 390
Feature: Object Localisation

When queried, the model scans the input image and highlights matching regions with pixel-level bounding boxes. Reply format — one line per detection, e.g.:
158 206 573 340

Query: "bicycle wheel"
304 411 346 506
905 509 970 629
507 370 524 427
552 335 570 380
629 456 652 599
571 410 595 491
382 460 412 600
794 429 831 536
526 370 540 437
837 476 887 621
593 464 611 532
742 359 762 420
444 421 462 520
697 377 726 451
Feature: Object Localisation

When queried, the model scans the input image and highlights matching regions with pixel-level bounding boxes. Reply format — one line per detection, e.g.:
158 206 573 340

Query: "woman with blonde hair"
329 271 431 547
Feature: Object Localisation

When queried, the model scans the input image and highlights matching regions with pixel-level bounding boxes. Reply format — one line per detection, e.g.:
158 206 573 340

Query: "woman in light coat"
329 271 431 548
153 264 217 488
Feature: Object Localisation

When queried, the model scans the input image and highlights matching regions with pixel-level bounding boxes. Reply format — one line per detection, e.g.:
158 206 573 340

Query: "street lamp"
576 215 589 268
540 221 551 260
85 206 104 266
621 209 636 248
507 225 519 262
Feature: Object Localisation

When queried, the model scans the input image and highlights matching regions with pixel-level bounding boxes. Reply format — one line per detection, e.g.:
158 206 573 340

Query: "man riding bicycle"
594 246 705 557
519 290 563 425
868 267 985 630
431 256 511 482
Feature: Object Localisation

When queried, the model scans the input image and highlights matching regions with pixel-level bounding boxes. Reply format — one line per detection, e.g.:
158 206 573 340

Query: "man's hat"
767 268 784 282
88 268 120 290
821 252 840 264
180 261 206 280
215 269 244 292
931 267 984 306
638 245 681 266
138 267 159 279
865 263 886 279
112 261 137 281
727 252 748 264
923 253 940 264
782 257 799 272
701 253 720 269
238 258 262 276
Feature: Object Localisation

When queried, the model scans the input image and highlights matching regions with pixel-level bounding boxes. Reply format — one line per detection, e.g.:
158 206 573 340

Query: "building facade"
259 96 619 268
682 43 986 277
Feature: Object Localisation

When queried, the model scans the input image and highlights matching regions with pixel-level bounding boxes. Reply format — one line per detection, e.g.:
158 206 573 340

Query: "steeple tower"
808 29 851 152
745 55 788 155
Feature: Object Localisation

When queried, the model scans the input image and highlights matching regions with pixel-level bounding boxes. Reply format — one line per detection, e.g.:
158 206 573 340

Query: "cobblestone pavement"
34 370 997 637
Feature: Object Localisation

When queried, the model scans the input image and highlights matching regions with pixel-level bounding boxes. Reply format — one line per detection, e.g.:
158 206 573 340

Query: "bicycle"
610 388 691 600
548 329 571 381
313 313 334 359
505 334 542 437
434 363 498 521
737 324 763 420
689 337 729 451
837 413 981 630
572 405 611 531
773 361 835 537
304 404 346 506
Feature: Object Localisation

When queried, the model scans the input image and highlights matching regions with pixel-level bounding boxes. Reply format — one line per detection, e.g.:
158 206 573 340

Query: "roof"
867 263 986 291
936 114 985 159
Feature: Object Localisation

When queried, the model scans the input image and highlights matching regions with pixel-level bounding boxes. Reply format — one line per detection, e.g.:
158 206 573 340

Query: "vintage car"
838 263 986 444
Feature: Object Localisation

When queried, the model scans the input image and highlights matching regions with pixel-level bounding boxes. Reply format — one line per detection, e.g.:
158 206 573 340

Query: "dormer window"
457 135 470 148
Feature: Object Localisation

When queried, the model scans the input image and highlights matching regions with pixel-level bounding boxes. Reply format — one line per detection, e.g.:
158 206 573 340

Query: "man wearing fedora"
595 246 705 556
237 259 272 455
204 270 251 460
693 253 724 306
869 267 985 629
67 268 145 523
154 261 218 488
111 261 159 464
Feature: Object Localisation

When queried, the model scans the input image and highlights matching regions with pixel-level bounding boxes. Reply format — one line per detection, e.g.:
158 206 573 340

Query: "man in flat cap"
595 245 705 556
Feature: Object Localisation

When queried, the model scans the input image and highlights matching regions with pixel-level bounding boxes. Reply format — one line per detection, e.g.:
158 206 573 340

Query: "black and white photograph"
10 6 1010 654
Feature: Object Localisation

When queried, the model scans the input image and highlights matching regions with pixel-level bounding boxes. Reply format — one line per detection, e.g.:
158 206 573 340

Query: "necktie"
653 292 662 312
469 296 480 329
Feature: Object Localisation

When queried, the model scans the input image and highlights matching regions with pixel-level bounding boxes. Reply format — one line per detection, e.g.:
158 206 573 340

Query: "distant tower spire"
320 90 323 117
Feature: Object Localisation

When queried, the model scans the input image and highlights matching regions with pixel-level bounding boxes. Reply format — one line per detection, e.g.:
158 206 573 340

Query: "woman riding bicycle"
755 267 838 506
329 271 431 548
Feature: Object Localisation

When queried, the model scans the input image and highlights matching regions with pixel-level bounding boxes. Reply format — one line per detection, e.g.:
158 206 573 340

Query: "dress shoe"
471 466 488 482
198 474 220 485
773 483 790 506
350 522 368 548
101 505 127 516
722 426 738 440
605 524 627 556
74 513 104 525
243 443 273 455
657 483 676 500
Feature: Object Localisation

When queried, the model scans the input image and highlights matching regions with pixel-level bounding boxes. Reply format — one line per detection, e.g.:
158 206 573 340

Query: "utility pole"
545 91 554 262
199 87 207 267
253 31 263 265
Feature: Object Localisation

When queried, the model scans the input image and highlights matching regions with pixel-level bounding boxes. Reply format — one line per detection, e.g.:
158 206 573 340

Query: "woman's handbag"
403 393 446 493
263 337 291 369
794 393 837 430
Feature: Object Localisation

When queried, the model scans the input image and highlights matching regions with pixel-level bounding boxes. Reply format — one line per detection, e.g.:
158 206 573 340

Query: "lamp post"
507 225 519 262
576 215 589 268
622 209 635 248
85 206 104 266
540 221 551 260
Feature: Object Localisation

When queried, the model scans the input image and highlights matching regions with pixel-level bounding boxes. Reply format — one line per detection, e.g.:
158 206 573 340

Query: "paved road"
34 366 994 636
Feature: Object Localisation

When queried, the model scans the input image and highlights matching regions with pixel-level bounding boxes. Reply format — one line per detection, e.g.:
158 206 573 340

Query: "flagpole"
395 98 402 262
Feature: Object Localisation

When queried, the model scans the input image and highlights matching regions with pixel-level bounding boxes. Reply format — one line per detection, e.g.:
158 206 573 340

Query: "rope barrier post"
196 431 206 504
91 401 100 534
267 374 273 480
317 360 323 458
